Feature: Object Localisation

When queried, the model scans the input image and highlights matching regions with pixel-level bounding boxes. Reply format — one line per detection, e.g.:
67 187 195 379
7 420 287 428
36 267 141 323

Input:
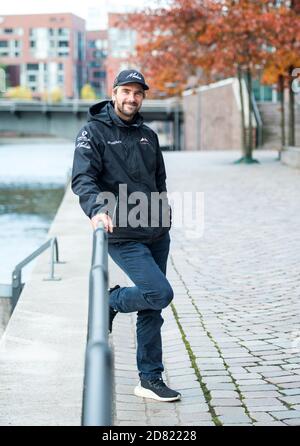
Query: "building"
86 30 108 98
0 13 86 99
106 13 138 94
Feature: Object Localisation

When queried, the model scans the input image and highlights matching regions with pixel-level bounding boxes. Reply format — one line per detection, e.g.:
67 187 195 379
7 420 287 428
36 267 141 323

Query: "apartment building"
86 30 108 98
0 13 85 98
106 13 138 94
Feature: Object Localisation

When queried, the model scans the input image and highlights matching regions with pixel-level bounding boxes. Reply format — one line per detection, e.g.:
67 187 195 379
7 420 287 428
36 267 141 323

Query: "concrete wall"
0 299 11 338
182 78 250 151
258 100 300 150
281 146 300 169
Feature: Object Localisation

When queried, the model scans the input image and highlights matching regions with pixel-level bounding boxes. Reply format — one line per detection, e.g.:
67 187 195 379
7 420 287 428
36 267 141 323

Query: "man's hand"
91 212 114 233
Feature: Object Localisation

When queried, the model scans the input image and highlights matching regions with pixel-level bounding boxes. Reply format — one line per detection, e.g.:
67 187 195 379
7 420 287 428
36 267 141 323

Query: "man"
71 69 181 402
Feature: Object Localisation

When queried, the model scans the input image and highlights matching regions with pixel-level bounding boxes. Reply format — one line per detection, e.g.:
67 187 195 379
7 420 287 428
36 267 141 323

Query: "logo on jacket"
107 140 122 145
76 130 91 149
140 137 149 144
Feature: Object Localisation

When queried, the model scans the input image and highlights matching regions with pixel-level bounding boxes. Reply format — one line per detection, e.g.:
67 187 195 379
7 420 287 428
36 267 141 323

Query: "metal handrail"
11 237 63 311
251 92 263 148
81 222 113 426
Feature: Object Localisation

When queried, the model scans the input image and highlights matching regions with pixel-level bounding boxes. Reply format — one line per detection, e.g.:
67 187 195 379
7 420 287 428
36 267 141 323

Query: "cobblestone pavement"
109 150 300 426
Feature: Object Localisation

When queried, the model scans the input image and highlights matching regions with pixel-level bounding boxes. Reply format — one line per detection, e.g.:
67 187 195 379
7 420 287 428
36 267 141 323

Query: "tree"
80 84 96 100
126 0 213 97
42 87 63 103
261 2 300 156
5 85 32 100
126 0 300 158
201 0 282 163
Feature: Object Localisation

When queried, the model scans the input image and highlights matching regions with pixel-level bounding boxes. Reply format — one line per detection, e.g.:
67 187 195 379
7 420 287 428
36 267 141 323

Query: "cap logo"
126 72 142 80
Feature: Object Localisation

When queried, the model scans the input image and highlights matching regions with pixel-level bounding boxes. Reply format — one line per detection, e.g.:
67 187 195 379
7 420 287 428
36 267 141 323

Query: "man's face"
112 83 145 120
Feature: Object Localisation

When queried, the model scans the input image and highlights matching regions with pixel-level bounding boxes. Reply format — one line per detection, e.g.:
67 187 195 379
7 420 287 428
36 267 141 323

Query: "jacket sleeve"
154 134 172 227
71 126 106 219
155 134 167 193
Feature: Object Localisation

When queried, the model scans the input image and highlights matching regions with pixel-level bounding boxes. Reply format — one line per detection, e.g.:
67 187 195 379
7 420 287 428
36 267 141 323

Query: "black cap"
113 69 149 90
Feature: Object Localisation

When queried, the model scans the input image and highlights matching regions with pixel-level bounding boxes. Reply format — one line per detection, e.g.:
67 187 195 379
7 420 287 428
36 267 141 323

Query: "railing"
11 237 63 311
81 223 113 426
251 92 263 148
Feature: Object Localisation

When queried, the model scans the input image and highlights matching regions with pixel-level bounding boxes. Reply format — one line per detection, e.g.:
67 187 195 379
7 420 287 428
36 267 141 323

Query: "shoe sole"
134 385 181 402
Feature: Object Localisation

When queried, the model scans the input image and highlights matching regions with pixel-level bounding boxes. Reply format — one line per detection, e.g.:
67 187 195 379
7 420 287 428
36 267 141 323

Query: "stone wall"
182 78 250 151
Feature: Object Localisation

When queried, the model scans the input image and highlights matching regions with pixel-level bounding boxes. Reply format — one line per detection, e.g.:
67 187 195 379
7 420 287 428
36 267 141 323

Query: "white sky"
0 0 159 30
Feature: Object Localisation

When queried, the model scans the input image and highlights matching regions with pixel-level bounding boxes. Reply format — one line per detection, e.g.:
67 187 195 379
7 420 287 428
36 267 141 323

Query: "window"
58 63 64 70
94 71 105 78
27 63 39 70
0 41 8 47
4 28 13 34
28 74 36 82
58 28 69 37
108 28 136 58
30 41 36 48
95 39 108 50
90 61 100 68
58 41 69 47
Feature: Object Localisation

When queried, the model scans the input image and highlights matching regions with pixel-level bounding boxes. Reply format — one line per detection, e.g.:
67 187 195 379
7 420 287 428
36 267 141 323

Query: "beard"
116 100 141 119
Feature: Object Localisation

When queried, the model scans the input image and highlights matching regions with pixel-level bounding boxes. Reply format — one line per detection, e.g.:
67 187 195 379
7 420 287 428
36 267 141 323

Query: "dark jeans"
108 232 173 380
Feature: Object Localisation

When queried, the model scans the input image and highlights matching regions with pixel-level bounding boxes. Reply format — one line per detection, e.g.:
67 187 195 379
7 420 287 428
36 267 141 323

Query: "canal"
0 137 74 337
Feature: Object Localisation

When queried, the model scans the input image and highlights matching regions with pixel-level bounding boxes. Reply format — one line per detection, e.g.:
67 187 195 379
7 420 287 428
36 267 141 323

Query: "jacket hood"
87 100 144 128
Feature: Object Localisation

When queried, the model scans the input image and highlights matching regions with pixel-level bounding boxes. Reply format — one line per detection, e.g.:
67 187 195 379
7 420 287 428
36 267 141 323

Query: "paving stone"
202 376 233 383
118 421 149 426
219 415 252 424
269 410 300 419
148 417 179 426
239 384 279 392
278 395 300 405
268 376 300 384
210 390 240 398
211 398 242 407
177 404 210 414
242 391 283 400
249 412 277 422
253 421 288 426
184 422 216 426
281 389 300 396
117 411 148 422
245 397 286 406
205 383 237 390
179 412 214 422
282 419 300 426
250 406 289 413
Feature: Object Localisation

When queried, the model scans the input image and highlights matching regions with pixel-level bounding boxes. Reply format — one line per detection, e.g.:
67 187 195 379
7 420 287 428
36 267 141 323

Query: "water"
0 138 74 286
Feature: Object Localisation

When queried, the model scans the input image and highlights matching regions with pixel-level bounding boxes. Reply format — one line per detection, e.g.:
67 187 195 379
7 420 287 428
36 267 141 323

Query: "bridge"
0 99 184 150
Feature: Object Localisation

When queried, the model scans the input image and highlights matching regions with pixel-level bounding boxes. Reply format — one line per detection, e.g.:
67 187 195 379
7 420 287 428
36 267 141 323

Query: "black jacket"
71 100 171 243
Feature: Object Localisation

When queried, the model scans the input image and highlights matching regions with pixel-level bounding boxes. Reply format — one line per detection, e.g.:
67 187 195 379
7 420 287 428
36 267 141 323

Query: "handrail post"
8 237 64 308
43 238 62 281
11 268 22 311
